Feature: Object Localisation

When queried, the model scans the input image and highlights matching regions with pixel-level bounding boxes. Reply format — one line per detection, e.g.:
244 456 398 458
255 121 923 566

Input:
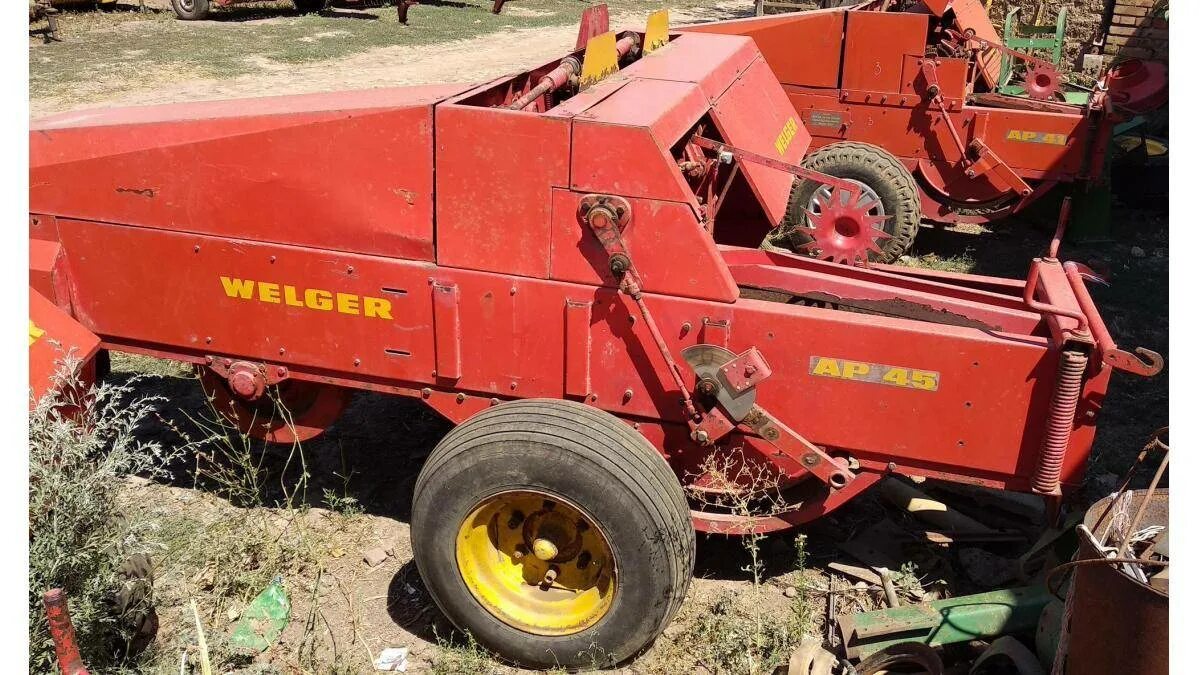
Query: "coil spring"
1033 350 1089 495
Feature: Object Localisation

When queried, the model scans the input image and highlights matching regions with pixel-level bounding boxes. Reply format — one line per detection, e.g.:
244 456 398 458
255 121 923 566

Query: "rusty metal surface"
1058 489 1167 675
43 589 90 675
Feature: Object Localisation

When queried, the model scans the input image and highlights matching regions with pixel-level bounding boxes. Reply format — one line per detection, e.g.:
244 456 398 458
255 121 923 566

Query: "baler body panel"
434 104 571 279
51 214 1101 492
29 30 1130 530
31 85 469 263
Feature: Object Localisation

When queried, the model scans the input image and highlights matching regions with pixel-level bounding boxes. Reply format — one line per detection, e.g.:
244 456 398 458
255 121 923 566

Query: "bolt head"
229 371 260 399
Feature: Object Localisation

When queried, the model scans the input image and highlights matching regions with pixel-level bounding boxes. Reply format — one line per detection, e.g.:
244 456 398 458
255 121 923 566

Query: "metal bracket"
203 357 289 401
683 344 854 490
580 194 702 423
967 139 1033 196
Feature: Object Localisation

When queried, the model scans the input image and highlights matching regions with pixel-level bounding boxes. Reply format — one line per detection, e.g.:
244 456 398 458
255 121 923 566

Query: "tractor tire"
411 399 694 670
293 0 327 13
779 141 921 263
170 0 210 20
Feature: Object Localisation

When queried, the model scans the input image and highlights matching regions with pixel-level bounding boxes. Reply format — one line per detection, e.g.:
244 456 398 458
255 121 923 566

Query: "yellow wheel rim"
455 490 617 636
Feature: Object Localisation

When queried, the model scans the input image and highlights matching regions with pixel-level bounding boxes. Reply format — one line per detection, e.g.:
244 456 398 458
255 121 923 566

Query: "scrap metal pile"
28 3 1165 672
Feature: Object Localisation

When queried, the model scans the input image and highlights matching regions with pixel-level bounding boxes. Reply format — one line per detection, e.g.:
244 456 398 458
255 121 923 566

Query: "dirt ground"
29 0 749 117
29 2 1168 673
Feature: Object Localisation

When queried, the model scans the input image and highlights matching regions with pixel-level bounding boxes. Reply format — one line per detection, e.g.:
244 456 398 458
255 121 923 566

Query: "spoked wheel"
412 399 694 669
197 368 349 443
770 141 921 264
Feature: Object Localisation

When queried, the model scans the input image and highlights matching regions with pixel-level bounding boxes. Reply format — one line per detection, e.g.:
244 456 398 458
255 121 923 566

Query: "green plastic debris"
229 577 290 652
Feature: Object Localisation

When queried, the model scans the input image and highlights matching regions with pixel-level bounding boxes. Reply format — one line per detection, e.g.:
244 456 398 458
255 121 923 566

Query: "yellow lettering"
220 276 255 299
336 292 360 315
812 357 841 377
882 368 908 387
306 289 333 311
1022 131 1037 141
842 361 870 379
911 370 938 390
284 285 304 307
1006 130 1021 141
364 297 393 320
221 276 395 320
258 282 281 303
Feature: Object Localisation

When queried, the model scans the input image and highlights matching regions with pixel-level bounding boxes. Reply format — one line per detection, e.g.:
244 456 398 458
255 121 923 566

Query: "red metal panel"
569 79 707 206
432 282 462 381
579 78 709 153
563 300 592 398
842 11 929 94
710 57 811 227
29 238 61 304
900 55 969 104
30 289 100 406
55 218 438 386
53 212 1107 493
548 189 739 302
582 290 1064 485
620 32 759 102
681 11 846 90
435 105 570 278
31 87 460 263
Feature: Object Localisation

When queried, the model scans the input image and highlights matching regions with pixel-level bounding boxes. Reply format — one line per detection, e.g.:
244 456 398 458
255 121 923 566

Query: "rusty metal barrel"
1059 488 1167 674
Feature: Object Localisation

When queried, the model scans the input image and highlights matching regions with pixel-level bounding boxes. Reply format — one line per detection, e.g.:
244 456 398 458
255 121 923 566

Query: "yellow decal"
29 320 45 347
579 31 619 90
1004 129 1068 146
775 116 799 156
809 356 939 392
644 9 669 54
219 276 393 320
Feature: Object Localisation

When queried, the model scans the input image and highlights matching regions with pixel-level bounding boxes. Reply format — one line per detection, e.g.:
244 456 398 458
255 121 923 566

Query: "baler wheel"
411 399 694 670
775 142 921 264
170 0 210 20
198 368 349 443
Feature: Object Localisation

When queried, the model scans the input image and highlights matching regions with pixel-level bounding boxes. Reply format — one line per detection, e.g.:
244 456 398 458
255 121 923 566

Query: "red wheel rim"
798 185 891 265
198 368 348 443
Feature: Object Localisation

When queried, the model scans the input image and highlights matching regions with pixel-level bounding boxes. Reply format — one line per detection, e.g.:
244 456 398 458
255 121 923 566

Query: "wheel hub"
1022 62 1062 101
798 183 890 265
455 491 616 636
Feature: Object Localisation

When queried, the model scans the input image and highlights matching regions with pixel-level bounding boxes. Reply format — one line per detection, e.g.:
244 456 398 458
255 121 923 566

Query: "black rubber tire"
779 141 921 263
293 0 328 13
170 0 210 20
411 399 695 670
